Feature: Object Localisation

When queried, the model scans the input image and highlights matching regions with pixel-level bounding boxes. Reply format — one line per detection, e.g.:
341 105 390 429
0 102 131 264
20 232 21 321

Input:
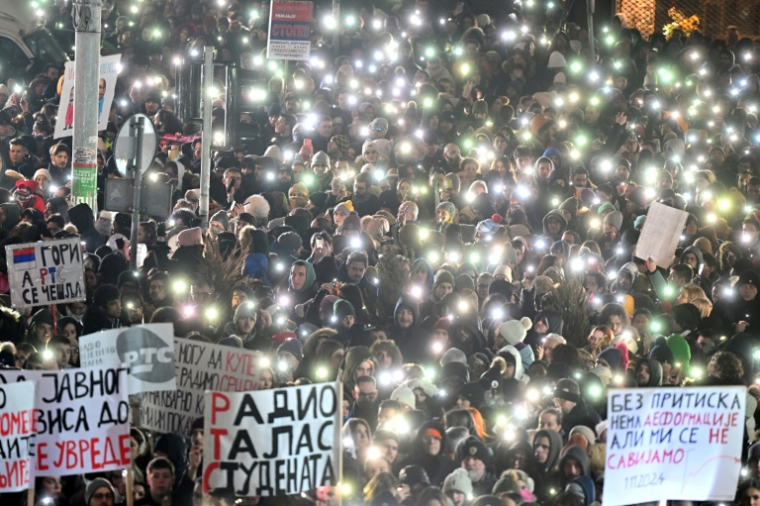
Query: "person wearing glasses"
85 478 116 506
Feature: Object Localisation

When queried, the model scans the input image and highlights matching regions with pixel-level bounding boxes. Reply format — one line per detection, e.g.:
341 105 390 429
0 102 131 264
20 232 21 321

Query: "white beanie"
243 195 270 220
547 51 567 69
440 348 467 367
498 317 533 346
443 469 473 496
390 384 415 409
553 72 567 85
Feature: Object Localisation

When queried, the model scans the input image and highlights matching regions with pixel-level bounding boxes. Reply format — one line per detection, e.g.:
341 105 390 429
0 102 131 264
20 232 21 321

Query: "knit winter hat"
33 169 52 182
498 317 533 346
271 331 297 345
390 384 415 409
277 231 303 255
369 117 389 133
443 469 473 496
547 51 567 69
433 317 451 331
334 202 353 216
597 347 622 371
278 338 303 362
211 211 229 231
311 151 330 167
234 302 258 323
177 227 203 247
477 214 503 236
332 298 356 319
243 195 271 220
456 436 490 465
85 478 115 505
436 201 457 218
440 347 468 366
289 182 310 198
433 269 455 288
603 210 623 231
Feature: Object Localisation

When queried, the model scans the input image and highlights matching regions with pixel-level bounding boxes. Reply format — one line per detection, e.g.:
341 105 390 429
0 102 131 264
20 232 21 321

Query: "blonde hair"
691 297 713 318
678 283 707 304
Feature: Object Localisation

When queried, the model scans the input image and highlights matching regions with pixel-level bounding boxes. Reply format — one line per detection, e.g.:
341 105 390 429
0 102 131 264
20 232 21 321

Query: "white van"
0 1 69 79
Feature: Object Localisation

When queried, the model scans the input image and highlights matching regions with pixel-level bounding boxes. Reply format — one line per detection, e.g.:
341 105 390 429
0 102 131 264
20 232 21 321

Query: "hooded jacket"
559 445 591 483
68 203 106 252
399 420 456 486
534 429 564 474
497 345 525 381
634 357 663 387
448 316 487 356
542 210 567 242
390 295 429 362
284 259 318 306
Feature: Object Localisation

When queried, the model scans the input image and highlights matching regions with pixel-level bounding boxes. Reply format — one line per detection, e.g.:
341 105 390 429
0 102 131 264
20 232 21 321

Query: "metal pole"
71 0 102 213
586 0 595 72
129 117 144 271
200 46 214 230
332 0 340 51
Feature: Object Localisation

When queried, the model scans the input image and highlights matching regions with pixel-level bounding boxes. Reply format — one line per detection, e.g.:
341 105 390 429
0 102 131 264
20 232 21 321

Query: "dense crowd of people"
4 0 760 506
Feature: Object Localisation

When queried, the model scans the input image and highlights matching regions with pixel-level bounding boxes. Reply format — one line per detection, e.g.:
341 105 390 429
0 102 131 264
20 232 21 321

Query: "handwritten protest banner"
603 387 745 506
267 0 313 60
0 366 131 476
5 238 85 308
634 202 689 269
0 382 36 492
203 382 341 496
141 339 261 436
80 323 176 394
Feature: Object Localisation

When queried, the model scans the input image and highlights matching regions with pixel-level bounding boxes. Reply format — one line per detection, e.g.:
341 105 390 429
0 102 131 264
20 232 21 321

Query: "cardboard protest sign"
634 202 689 269
79 323 176 394
54 54 121 139
203 382 341 496
141 339 261 436
267 0 313 60
0 382 36 492
603 387 746 506
0 366 131 476
5 238 85 308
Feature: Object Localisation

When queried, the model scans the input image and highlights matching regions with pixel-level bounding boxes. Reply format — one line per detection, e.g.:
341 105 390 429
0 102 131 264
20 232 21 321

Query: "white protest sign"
79 323 176 394
0 366 131 477
203 382 342 496
5 238 85 308
634 202 689 269
141 339 261 436
603 387 746 506
0 382 36 492
54 54 121 139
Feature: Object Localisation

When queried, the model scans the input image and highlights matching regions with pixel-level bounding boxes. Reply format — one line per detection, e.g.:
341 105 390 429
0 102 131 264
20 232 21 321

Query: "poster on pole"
79 323 176 394
603 386 746 506
203 382 342 496
5 238 85 308
266 0 313 61
0 382 37 492
54 54 122 139
0 366 131 477
141 339 261 436
634 201 689 269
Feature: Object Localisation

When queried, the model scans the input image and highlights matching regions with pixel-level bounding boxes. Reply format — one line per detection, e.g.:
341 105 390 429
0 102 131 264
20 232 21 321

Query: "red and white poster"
0 366 131 476
267 0 313 61
0 382 36 492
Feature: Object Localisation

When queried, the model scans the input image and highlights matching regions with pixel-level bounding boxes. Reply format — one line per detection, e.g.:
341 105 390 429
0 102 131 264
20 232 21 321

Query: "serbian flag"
12 247 36 270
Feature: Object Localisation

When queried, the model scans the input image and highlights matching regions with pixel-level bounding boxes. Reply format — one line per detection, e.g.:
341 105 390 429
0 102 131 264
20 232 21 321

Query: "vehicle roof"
0 3 38 33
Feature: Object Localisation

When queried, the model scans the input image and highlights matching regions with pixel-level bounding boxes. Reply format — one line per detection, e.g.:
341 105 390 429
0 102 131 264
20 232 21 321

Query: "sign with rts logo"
79 323 177 394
